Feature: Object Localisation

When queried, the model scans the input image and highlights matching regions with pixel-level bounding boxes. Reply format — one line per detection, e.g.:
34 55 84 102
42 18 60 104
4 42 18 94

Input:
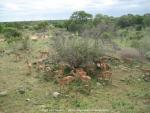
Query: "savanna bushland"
0 11 150 113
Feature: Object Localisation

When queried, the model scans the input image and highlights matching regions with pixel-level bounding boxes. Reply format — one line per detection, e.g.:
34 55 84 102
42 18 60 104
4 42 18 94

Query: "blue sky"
0 0 150 22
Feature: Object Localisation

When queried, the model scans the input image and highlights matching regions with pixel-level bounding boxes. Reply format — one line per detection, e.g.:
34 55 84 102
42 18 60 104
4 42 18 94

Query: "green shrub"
3 27 22 44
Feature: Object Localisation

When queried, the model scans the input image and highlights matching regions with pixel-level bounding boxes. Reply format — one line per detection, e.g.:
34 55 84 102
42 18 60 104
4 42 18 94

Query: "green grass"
0 37 149 113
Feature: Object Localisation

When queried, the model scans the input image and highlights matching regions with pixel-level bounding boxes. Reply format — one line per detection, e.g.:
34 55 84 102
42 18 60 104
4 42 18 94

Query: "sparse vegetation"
0 11 149 113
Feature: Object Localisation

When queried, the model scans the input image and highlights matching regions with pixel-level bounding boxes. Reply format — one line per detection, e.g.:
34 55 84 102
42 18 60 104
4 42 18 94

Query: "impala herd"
24 52 113 91
1 48 149 92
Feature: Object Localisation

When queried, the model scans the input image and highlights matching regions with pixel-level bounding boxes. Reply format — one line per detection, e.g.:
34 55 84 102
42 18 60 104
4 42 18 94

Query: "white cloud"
0 0 149 22
5 3 20 11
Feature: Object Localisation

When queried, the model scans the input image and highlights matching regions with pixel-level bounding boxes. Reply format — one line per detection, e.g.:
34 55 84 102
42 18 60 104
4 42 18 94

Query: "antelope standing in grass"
36 58 45 72
25 59 32 74
13 52 22 62
0 49 5 56
74 68 91 93
97 62 111 71
100 71 112 81
140 68 150 82
58 74 75 92
140 68 150 75
74 68 91 85
59 76 75 87
39 50 49 59
96 57 111 71
96 57 112 82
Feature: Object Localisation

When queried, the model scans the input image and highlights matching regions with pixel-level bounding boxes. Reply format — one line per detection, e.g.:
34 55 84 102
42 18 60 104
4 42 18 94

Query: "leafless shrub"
50 30 104 68
81 23 116 46
118 47 141 62
145 51 150 60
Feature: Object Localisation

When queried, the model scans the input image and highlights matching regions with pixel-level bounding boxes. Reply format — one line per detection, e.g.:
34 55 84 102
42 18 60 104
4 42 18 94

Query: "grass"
0 37 149 113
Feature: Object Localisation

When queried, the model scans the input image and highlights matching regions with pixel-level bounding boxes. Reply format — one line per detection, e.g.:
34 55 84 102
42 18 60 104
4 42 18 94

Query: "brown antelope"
79 75 91 82
97 60 111 71
74 68 91 93
36 58 45 72
25 59 32 74
95 57 111 71
37 64 45 71
0 49 5 55
13 52 21 61
58 76 75 92
57 63 72 76
59 76 75 86
75 68 87 77
140 68 150 75
74 68 91 83
140 68 150 82
100 71 112 81
39 50 49 59
54 64 66 82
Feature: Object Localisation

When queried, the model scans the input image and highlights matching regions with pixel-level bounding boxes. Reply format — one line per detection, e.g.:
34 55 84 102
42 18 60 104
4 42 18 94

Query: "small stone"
0 91 8 96
26 98 30 101
137 79 141 81
65 95 69 97
18 86 26 94
96 82 102 86
52 92 60 98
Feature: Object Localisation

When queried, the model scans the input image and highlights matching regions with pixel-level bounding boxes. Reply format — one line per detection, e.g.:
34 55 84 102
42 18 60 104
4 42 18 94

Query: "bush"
21 34 31 50
3 27 22 44
51 30 104 68
139 36 150 52
119 47 140 60
145 51 150 60
131 36 150 56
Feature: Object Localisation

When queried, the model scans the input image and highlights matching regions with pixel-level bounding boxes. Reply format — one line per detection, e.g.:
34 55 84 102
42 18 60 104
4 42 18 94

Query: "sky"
0 0 150 22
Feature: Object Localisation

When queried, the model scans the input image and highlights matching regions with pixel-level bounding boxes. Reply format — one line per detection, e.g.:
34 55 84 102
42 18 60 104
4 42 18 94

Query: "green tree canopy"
35 21 49 32
93 14 114 25
3 27 22 43
66 11 93 33
143 14 150 27
70 11 93 22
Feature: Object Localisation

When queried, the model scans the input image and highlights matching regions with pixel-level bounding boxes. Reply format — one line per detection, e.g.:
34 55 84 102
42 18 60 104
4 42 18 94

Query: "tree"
66 11 93 33
93 14 114 25
3 27 22 44
117 14 144 28
70 11 93 22
143 14 150 27
117 14 133 28
81 23 115 46
0 24 4 33
35 21 49 38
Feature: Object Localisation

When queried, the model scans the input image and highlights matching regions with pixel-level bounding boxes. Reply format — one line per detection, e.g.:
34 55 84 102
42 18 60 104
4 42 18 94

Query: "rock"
52 92 60 98
137 78 141 81
65 95 69 97
96 82 102 86
0 91 8 96
18 86 26 94
26 98 30 101
96 82 103 88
